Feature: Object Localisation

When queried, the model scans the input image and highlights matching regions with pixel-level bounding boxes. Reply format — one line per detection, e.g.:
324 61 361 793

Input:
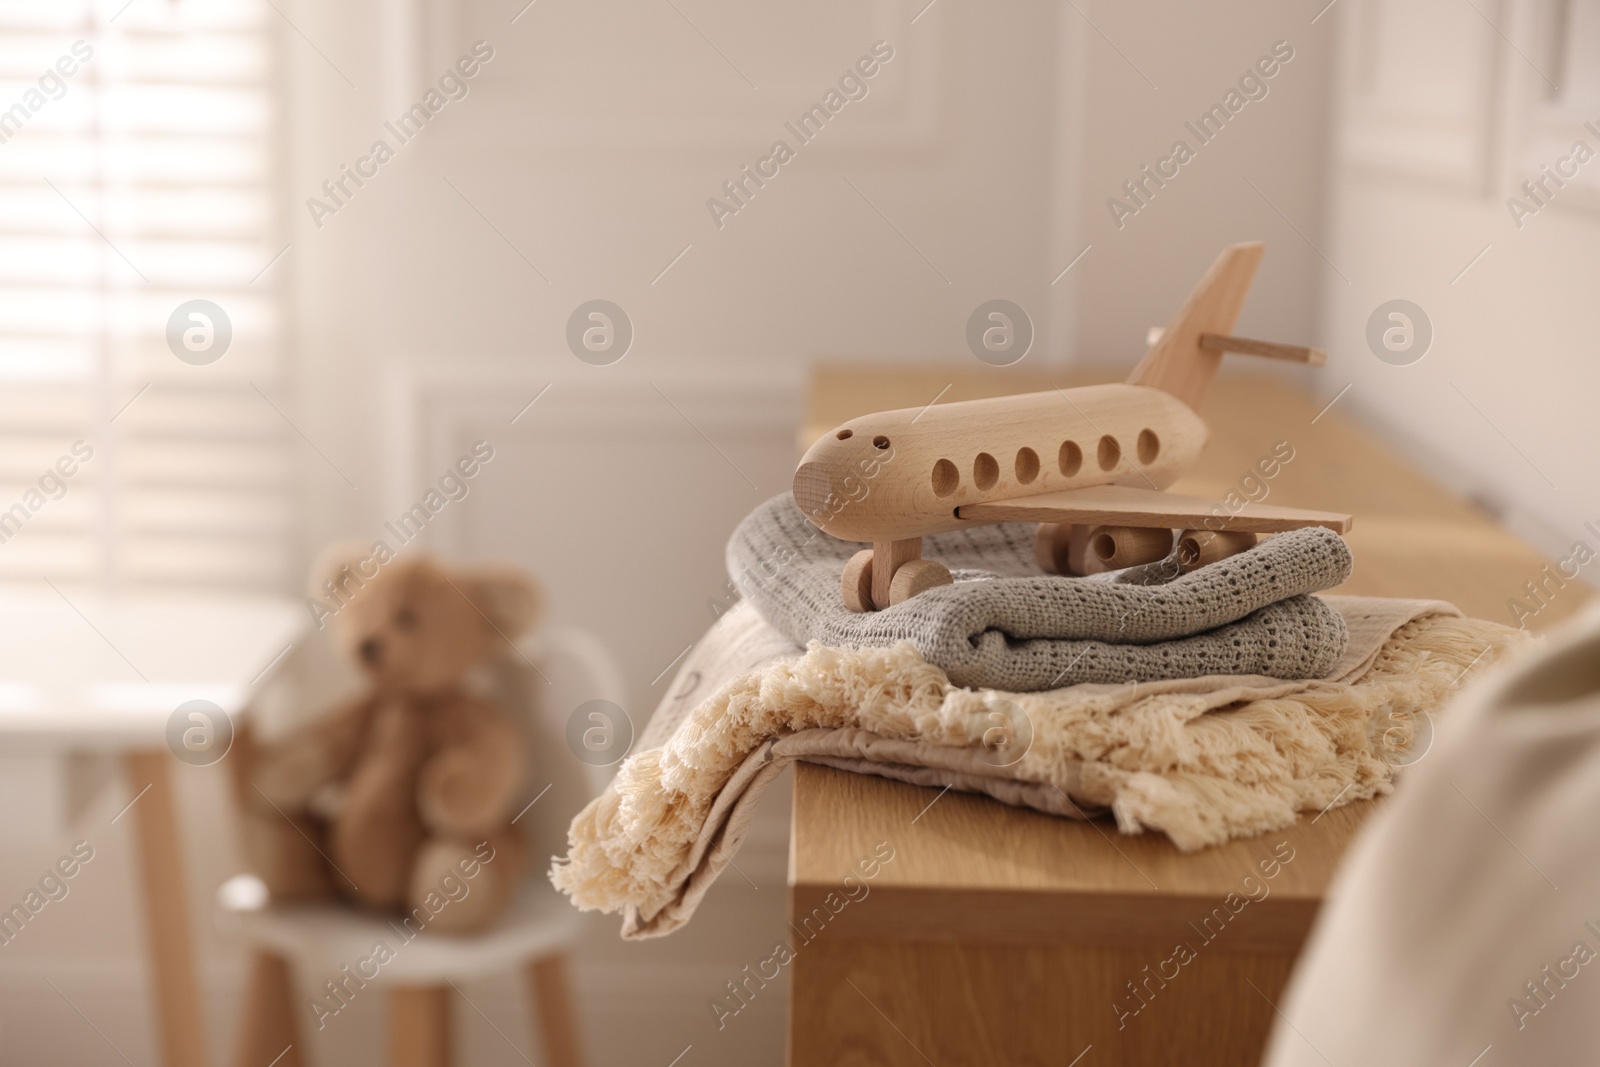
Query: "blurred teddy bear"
234 549 541 933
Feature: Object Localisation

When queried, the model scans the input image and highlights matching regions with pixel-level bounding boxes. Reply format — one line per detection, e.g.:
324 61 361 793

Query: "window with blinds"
0 0 289 591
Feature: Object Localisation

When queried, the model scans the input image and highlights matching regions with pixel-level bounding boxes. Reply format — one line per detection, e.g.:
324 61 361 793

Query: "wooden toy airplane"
793 242 1354 612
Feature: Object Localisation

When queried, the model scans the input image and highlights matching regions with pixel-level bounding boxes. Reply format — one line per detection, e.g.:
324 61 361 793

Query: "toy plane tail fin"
1126 241 1265 412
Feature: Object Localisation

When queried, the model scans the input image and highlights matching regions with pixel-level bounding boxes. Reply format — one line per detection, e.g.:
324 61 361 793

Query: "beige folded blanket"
551 597 1527 938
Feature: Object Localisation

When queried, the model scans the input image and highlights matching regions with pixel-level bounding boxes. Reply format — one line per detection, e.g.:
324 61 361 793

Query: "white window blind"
0 0 288 591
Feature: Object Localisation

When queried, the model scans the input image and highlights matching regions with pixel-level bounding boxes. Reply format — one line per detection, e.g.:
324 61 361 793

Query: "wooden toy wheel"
1085 525 1174 571
888 558 953 605
841 549 875 612
1175 529 1258 572
1033 523 1097 576
1033 523 1069 574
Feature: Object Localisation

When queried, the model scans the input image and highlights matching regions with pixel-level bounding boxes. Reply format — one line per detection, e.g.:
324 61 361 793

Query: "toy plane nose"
793 460 831 521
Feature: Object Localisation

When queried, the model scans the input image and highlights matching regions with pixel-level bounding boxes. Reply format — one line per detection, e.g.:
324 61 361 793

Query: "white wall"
280 0 1340 707
1317 0 1600 588
1072 0 1336 362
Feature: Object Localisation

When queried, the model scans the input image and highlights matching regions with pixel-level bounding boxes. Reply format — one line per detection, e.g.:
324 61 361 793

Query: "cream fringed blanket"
551 597 1527 939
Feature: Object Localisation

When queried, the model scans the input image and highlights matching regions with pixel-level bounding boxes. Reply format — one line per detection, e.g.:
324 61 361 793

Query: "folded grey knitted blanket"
727 494 1352 690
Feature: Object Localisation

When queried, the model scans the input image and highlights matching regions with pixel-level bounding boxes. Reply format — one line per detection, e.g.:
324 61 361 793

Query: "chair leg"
235 951 305 1067
526 954 586 1067
390 986 452 1067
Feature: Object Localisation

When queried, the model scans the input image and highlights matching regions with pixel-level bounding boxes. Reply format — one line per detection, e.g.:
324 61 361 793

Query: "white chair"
217 623 626 1067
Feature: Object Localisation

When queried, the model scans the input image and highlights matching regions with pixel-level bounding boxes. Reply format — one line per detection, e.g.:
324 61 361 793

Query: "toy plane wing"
956 484 1353 534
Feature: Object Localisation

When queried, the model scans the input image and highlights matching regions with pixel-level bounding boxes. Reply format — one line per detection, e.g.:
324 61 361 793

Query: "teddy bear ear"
455 564 542 639
307 539 375 600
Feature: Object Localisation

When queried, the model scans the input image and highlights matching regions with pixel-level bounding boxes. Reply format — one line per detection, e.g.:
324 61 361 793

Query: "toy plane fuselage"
791 241 1354 612
794 383 1205 543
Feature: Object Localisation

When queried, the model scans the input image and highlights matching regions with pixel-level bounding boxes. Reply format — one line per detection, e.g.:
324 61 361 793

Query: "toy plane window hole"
974 452 999 490
873 435 891 450
1097 435 1120 470
836 429 853 440
932 459 959 497
1015 447 1040 484
1137 429 1160 464
1059 441 1082 476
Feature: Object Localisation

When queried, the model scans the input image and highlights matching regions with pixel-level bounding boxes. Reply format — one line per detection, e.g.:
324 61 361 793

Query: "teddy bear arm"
417 708 526 835
252 693 378 809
